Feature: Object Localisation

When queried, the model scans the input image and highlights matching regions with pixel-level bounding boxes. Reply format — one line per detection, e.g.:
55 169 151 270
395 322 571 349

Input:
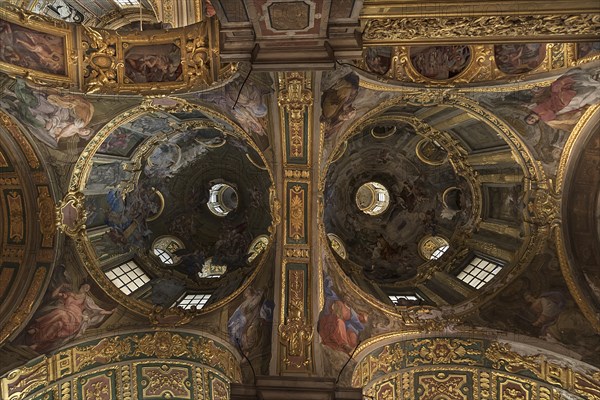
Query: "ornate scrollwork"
56 191 87 237
279 306 314 369
269 186 282 234
363 15 600 42
523 179 561 228
81 26 119 93
485 342 544 378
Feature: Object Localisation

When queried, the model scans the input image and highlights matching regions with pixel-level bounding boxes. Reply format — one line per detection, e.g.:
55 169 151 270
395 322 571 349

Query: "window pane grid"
114 0 139 7
388 294 423 305
153 248 173 265
430 244 449 260
106 261 149 295
457 257 502 289
178 294 211 310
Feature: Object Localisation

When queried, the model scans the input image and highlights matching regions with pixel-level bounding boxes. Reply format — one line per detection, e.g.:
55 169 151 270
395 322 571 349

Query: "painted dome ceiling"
324 119 474 282
1 2 600 400
81 110 273 309
324 102 530 306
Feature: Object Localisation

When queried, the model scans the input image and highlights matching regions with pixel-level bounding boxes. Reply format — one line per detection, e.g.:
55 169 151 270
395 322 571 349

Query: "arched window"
151 236 184 265
419 236 450 260
355 182 390 216
207 183 238 217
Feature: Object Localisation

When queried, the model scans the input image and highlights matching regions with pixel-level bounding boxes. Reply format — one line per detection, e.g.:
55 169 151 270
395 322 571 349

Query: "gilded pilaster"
277 72 315 374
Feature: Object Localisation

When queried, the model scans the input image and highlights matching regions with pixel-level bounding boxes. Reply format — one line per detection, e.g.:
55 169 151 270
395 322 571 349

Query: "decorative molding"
363 15 600 44
353 337 600 400
279 72 313 166
1 331 240 400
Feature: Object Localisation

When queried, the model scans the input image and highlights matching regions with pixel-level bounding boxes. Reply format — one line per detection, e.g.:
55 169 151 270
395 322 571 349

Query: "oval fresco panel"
364 46 392 75
409 45 471 80
494 44 546 75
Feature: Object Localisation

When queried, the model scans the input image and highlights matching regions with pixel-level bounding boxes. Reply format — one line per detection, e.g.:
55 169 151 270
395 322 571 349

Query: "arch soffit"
0 110 59 346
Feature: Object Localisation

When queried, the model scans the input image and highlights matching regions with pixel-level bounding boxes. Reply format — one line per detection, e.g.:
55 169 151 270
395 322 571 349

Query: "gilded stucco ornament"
55 191 87 237
279 307 314 369
524 179 561 228
352 337 600 399
269 185 282 234
1 331 241 400
81 26 119 93
363 15 600 43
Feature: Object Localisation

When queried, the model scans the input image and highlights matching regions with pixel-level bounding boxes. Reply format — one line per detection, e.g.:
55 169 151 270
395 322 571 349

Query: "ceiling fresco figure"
0 2 600 400
525 68 600 129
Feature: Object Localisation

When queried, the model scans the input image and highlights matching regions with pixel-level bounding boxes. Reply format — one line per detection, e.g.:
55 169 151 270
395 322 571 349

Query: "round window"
207 183 238 217
355 182 390 216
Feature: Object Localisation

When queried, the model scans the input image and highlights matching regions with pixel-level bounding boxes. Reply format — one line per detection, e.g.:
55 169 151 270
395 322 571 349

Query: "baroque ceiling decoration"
0 1 599 400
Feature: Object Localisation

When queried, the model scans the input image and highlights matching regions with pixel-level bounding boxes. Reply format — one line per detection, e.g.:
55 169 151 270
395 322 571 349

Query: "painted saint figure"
525 68 600 129
317 276 367 354
25 283 114 353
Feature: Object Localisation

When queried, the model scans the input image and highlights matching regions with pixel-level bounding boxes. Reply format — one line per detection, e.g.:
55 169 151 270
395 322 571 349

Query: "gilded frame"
0 6 76 86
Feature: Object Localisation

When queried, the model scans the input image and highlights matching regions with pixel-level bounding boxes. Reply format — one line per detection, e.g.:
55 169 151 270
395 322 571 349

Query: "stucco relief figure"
25 281 114 353
525 68 600 130
320 73 359 137
318 276 368 354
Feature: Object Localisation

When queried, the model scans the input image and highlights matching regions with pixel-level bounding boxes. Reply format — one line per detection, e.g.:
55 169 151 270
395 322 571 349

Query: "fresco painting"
83 194 111 229
484 185 523 224
0 19 66 75
90 231 129 262
198 78 271 141
85 161 132 193
0 79 94 148
465 66 600 176
577 42 600 59
227 286 274 377
409 45 471 80
494 44 546 75
124 43 183 83
476 248 600 365
320 72 360 137
97 113 173 157
524 68 600 130
318 275 368 354
364 46 392 75
97 127 148 157
18 265 115 354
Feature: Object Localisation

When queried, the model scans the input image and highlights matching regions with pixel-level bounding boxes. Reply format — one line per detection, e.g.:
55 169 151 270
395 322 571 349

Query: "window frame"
455 254 504 290
105 260 150 295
